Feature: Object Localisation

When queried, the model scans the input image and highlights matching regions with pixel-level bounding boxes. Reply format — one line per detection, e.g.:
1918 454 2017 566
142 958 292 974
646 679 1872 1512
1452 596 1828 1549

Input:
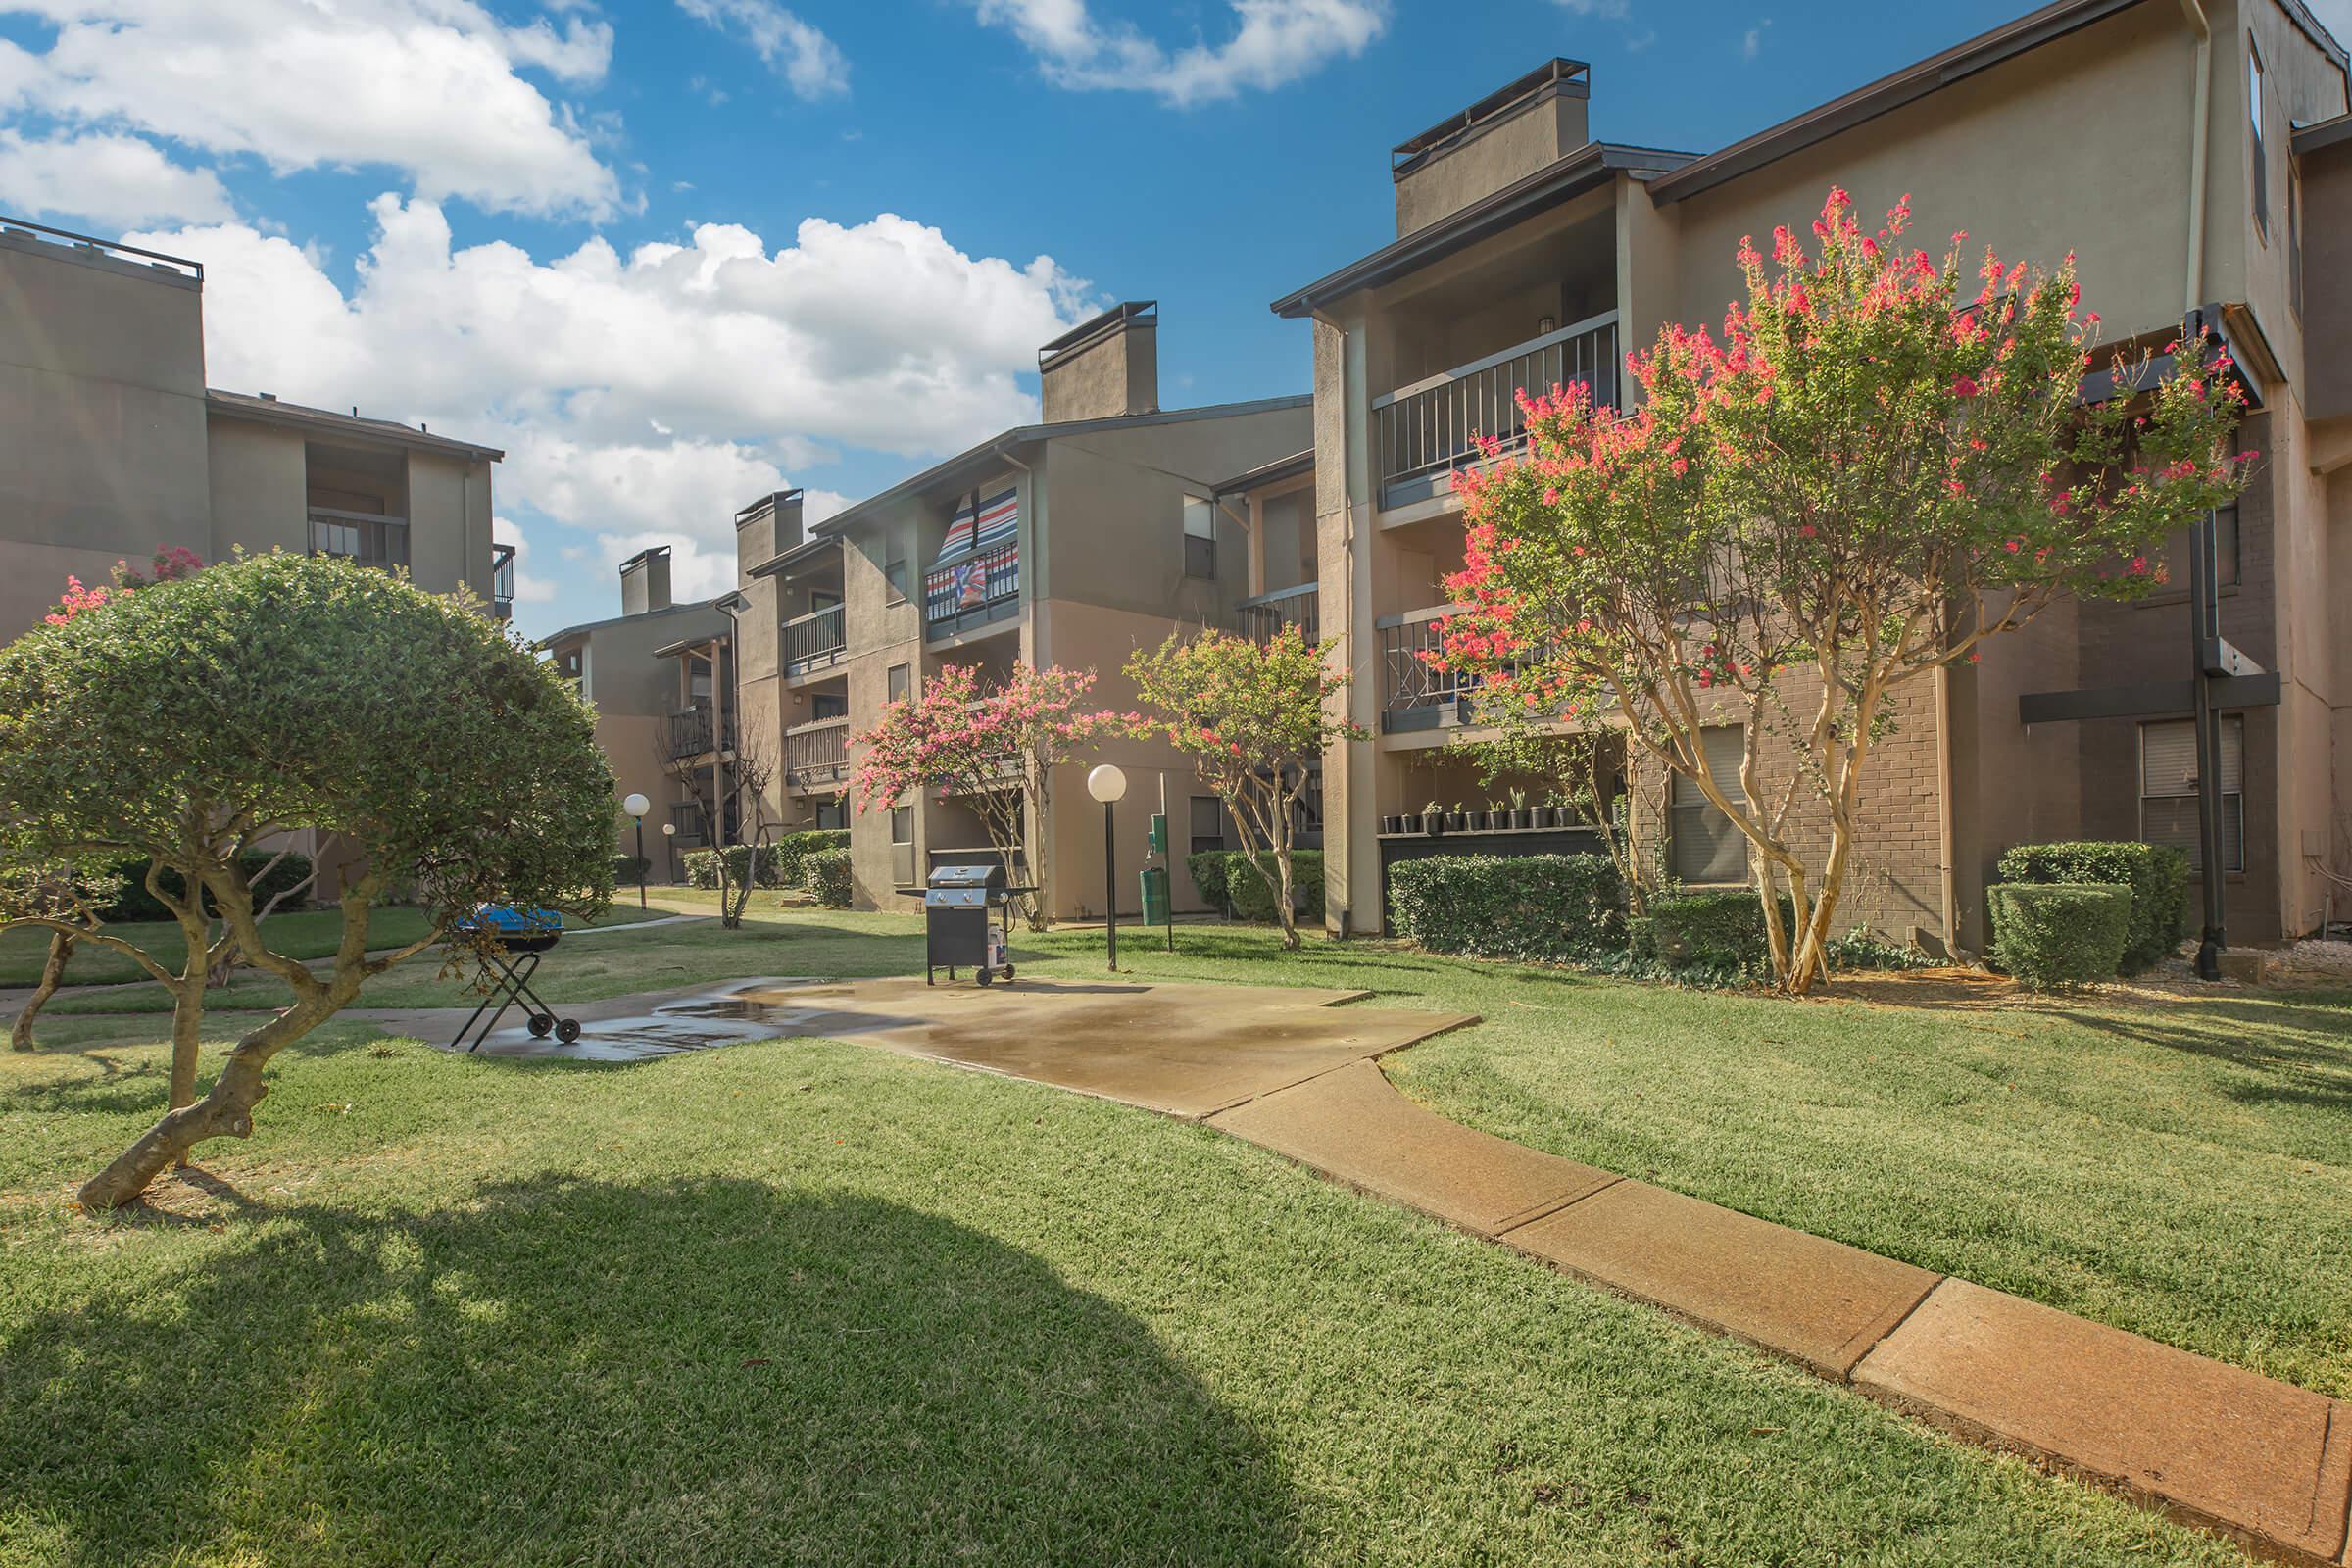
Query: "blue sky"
3 0 2342 636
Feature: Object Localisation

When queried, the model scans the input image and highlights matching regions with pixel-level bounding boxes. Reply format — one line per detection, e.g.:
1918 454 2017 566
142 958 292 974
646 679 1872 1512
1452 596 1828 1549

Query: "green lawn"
0 902 677 992
2 1013 2238 1567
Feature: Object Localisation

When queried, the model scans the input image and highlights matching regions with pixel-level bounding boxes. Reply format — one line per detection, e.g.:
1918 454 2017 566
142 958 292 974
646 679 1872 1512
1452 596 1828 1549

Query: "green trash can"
1139 865 1170 927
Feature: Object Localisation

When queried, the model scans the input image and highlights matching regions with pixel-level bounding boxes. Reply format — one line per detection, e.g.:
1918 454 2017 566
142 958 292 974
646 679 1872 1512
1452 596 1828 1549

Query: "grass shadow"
0 1175 1301 1566
2038 997 2352 1114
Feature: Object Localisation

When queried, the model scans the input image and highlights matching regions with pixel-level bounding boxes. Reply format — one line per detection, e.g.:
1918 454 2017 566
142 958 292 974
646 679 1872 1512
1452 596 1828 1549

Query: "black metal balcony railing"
1237 582 1319 645
924 542 1020 639
1371 312 1619 504
662 705 736 760
491 541 515 620
783 716 850 787
1375 603 1553 734
308 508 412 572
783 603 846 675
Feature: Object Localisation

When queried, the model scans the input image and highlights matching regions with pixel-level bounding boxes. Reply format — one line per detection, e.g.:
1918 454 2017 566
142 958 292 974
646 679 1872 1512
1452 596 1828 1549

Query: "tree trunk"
77 1030 274 1209
167 981 205 1111
10 932 73 1052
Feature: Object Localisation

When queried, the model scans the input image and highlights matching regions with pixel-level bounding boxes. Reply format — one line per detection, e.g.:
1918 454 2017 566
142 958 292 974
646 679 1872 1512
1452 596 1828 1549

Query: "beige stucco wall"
1395 91 1588 237
203 416 307 558
0 233 212 641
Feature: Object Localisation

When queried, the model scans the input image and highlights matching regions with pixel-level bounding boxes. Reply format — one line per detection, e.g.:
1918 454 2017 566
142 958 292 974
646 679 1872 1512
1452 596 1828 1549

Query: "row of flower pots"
1378 808 1585 836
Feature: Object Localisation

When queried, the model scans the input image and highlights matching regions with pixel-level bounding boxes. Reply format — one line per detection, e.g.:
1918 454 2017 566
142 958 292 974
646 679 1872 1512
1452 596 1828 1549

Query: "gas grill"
903 862 1034 986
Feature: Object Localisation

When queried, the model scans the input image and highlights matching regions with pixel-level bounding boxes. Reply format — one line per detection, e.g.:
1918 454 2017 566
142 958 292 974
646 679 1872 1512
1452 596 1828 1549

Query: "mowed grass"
2 1014 2242 1567
0 903 672 991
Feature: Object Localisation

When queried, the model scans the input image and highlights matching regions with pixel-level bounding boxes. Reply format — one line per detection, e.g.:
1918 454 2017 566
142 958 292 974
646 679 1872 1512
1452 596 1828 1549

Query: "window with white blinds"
1670 725 1749 884
2140 716 2244 872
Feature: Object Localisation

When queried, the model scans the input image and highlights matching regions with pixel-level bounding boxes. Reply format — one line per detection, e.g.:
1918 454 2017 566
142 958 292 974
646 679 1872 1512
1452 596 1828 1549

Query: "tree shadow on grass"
2038 998 2352 1116
1 1176 1300 1567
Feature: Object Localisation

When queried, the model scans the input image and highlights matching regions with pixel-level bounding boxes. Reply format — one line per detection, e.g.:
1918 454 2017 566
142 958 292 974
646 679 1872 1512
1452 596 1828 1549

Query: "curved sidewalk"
1207 1057 2352 1567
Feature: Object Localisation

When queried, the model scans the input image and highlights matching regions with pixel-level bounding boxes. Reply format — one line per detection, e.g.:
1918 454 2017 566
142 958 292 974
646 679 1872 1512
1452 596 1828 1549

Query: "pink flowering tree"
1435 189 2251 994
848 661 1112 929
41 546 204 627
1123 626 1366 950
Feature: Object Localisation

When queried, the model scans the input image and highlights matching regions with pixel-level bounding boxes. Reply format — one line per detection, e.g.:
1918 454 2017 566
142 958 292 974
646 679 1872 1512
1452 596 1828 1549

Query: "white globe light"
1087 763 1128 804
622 792 651 819
662 822 676 836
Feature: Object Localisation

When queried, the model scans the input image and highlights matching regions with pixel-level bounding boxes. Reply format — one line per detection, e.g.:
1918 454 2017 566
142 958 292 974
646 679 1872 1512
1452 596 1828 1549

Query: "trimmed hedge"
102 850 315 922
771 828 850 890
803 848 854 907
1187 849 1323 922
1645 888 1794 979
683 845 772 890
612 853 652 886
1987 882 2132 989
1994 840 2187 974
1388 855 1626 963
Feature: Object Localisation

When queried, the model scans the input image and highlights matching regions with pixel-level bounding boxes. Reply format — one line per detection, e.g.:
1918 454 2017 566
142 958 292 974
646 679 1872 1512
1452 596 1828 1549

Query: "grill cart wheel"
527 1013 555 1038
555 1018 581 1044
1002 965 1015 981
976 967 995 987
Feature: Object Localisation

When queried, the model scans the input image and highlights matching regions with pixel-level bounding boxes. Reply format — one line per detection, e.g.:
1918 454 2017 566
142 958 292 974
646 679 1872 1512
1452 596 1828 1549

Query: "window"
810 692 848 721
1670 725 1749 884
2250 41 2269 236
1182 495 1215 579
2162 504 2241 590
890 804 915 888
2141 716 2244 873
309 514 409 568
814 799 848 830
884 535 909 606
887 662 910 706
1189 796 1227 856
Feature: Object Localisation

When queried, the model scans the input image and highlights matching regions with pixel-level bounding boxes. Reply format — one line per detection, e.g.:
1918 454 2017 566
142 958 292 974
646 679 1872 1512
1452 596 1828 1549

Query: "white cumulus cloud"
675 0 849 99
2 0 619 219
969 0 1387 107
0 129 233 226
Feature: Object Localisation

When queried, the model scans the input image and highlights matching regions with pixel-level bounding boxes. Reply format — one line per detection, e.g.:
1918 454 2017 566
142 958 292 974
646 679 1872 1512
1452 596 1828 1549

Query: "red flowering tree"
1123 626 1365 950
848 662 1112 929
1436 189 2251 994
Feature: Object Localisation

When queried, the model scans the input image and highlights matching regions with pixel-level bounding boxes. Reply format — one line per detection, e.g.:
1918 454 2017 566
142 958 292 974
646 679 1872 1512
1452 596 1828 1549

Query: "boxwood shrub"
1187 849 1323 921
1993 840 2187 973
1987 881 2132 989
682 835 849 892
1645 888 1793 980
771 828 850 890
1388 855 1626 963
103 850 315 922
802 848 854 907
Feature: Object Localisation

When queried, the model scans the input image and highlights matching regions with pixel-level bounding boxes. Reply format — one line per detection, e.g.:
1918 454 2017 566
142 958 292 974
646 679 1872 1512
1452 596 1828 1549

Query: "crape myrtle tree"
848 662 1112 930
1123 625 1366 950
0 552 616 1208
1434 189 2251 994
0 858 122 1052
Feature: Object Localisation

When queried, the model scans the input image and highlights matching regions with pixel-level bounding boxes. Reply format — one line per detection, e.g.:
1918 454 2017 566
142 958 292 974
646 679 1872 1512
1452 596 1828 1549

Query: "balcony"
662 705 735 760
1237 582 1319 645
783 603 846 676
1376 603 1555 734
784 715 850 789
308 507 412 572
491 541 515 620
924 542 1020 641
1372 311 1619 509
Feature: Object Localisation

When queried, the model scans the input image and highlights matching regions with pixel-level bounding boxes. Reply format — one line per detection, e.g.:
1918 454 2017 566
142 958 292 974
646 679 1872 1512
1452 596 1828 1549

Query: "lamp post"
622 793 651 909
662 820 676 887
1087 763 1127 972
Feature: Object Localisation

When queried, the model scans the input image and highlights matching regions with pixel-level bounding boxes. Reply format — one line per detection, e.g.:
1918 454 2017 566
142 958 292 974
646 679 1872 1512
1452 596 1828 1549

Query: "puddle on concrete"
469 983 901 1061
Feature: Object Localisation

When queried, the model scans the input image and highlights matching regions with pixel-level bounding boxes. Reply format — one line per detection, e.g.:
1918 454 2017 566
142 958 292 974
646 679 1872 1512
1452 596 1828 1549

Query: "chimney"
1039 301 1157 423
1392 60 1591 237
733 489 804 584
618 546 672 616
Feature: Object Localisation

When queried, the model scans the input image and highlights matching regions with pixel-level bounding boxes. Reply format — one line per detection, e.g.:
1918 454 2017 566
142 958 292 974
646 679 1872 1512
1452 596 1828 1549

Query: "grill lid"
926 862 1006 891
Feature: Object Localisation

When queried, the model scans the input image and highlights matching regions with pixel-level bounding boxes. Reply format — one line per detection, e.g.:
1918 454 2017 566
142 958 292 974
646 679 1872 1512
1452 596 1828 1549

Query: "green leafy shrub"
1987 882 2132 988
771 828 850 890
1823 925 1934 971
1187 850 1322 921
103 850 315 922
1994 841 2187 973
1645 889 1794 981
803 848 853 907
682 845 787 890
612 853 651 886
1389 855 1626 962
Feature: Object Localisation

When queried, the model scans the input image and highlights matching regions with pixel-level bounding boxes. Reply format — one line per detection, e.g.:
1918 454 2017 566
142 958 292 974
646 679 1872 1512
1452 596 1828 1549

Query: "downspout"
2180 0 2212 316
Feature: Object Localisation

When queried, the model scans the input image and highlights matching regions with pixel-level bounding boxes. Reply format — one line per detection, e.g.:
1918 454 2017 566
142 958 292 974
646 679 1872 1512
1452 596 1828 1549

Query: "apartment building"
0 218 509 645
537 546 731 873
1272 0 2352 949
716 302 1311 915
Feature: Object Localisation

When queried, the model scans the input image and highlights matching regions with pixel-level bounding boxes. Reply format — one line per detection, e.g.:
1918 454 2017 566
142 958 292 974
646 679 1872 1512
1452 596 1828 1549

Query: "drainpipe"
2180 0 2212 316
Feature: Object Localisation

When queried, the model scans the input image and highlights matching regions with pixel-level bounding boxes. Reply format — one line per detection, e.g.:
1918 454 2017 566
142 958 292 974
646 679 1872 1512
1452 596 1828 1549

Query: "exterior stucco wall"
203 417 308 558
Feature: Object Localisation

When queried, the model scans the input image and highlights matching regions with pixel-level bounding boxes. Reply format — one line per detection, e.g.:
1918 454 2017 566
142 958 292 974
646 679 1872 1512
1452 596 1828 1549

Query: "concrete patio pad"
1854 1280 2352 1562
1208 1061 1618 1235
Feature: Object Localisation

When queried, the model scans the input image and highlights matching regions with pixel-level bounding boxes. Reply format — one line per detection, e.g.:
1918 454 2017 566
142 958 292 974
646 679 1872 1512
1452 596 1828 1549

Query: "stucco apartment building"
0 218 510 645
708 303 1310 916
1265 0 2352 950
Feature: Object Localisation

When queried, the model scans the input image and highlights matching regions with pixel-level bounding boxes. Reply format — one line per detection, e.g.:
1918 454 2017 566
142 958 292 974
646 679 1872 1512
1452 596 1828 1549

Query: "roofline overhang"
2296 110 2352 154
204 390 505 461
747 533 842 579
652 630 732 660
534 597 723 649
1212 448 1315 499
811 394 1312 538
1270 142 1694 319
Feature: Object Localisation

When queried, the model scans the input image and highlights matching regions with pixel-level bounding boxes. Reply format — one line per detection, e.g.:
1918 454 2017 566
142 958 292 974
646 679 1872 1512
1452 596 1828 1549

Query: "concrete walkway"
1208 1059 2351 1567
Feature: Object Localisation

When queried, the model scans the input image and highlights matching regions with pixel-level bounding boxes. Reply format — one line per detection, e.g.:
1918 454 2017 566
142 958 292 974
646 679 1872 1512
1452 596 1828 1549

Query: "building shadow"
2036 996 2352 1115
1 1176 1300 1566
